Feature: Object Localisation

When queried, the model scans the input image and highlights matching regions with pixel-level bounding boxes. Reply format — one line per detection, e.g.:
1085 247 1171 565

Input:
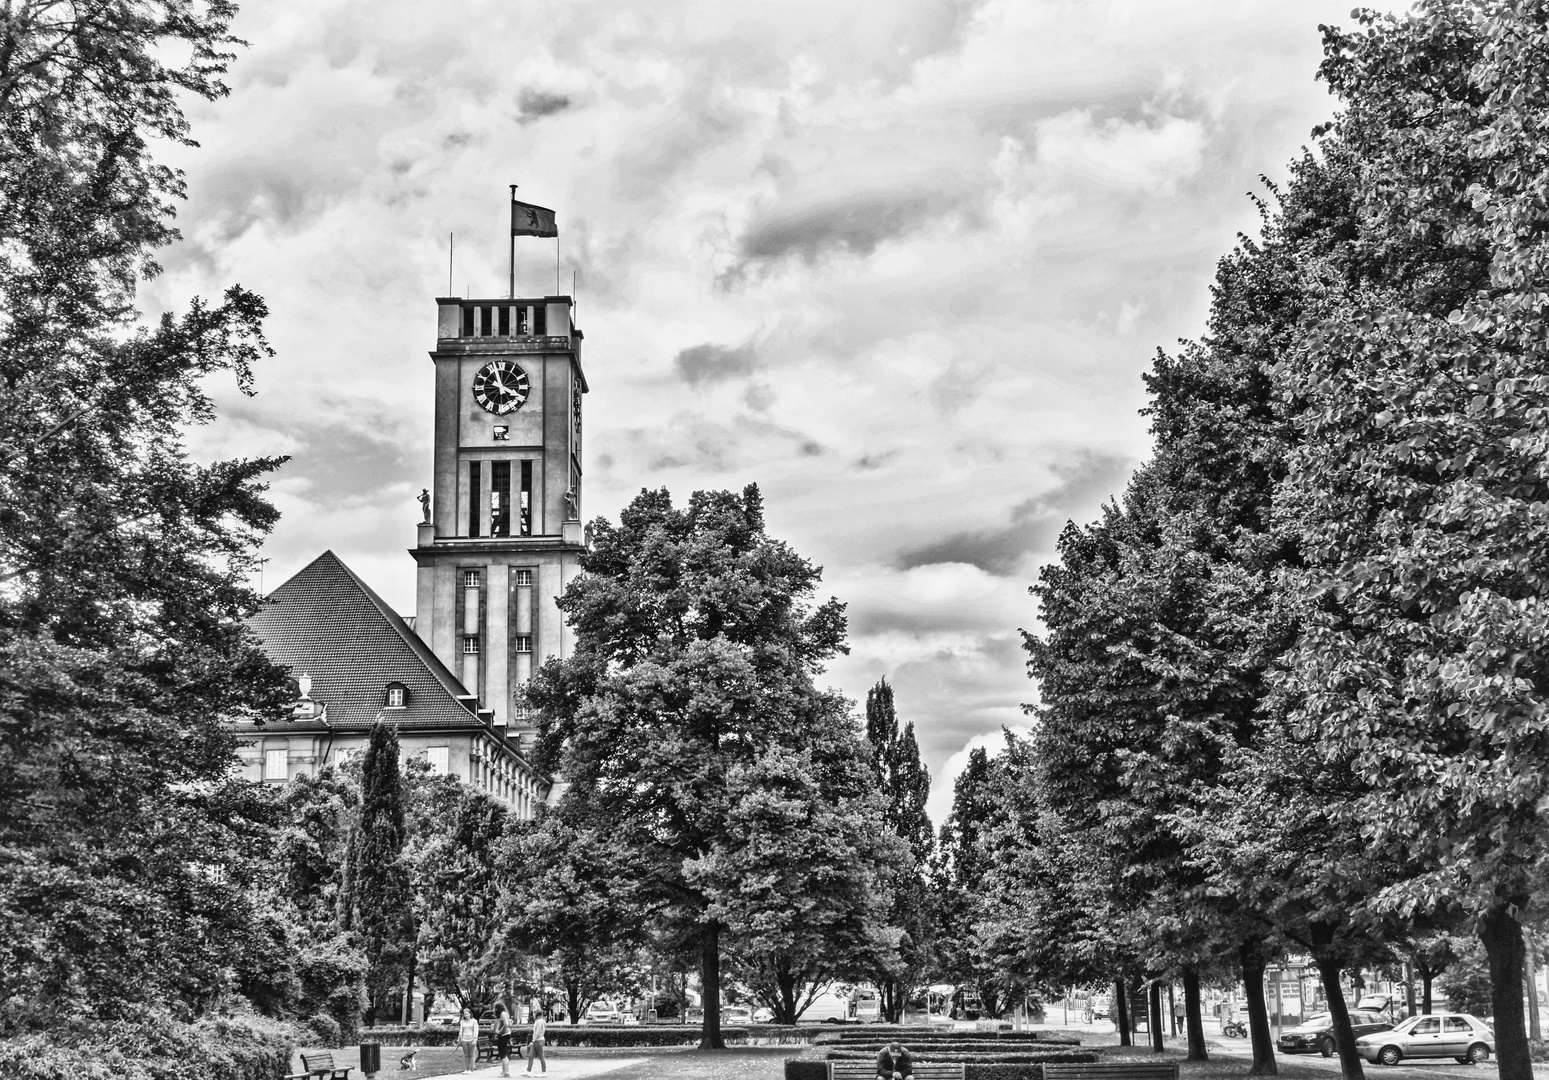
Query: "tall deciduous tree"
525 484 850 1049
1272 8 1549 1079
0 0 291 1036
864 677 934 1023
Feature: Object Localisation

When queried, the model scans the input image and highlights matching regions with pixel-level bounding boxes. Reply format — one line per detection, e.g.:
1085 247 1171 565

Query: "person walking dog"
457 1008 479 1075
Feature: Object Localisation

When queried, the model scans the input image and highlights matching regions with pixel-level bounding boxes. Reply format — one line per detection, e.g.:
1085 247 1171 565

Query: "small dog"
398 1051 418 1071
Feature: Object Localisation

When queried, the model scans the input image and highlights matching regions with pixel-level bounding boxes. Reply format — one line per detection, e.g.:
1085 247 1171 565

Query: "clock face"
472 360 530 415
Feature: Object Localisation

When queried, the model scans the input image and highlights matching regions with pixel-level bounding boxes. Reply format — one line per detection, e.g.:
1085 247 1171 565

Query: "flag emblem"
511 198 558 238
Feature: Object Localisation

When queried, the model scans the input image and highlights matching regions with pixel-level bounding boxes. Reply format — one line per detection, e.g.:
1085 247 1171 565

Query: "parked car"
1091 994 1111 1020
723 1005 753 1025
1356 1013 1494 1066
1278 1010 1393 1056
583 1000 622 1024
426 1011 461 1026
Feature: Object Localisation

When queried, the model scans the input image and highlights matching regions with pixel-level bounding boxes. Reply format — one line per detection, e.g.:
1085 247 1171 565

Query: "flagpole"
509 184 517 299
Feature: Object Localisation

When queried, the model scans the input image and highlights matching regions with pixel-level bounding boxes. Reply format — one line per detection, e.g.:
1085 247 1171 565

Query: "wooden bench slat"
1044 1066 1178 1080
830 1063 964 1079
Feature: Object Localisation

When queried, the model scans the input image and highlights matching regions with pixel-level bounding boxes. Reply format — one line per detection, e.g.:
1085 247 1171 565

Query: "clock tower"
411 292 587 743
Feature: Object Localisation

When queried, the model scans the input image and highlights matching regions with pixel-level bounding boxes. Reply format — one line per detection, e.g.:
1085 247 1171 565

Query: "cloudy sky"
156 0 1409 828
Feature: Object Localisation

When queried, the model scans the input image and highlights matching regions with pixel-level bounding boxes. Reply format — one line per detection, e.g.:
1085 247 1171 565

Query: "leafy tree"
413 784 511 1013
0 0 292 1036
716 732 899 1024
498 817 647 1025
342 723 416 1025
863 677 934 1023
525 484 850 1049
1270 8 1549 1079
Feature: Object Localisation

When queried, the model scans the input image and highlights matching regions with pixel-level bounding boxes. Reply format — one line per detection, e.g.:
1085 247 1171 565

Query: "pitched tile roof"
247 550 482 731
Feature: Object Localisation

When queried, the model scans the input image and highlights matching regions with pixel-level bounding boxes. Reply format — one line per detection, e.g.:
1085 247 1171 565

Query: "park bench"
1044 1062 1179 1080
829 1063 965 1080
476 1035 498 1062
299 1052 352 1080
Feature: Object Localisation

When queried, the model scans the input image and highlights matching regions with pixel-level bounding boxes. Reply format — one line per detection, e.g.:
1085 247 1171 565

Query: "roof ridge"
323 553 476 706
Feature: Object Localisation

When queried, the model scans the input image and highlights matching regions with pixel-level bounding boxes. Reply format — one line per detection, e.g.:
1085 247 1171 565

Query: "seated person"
876 1040 913 1080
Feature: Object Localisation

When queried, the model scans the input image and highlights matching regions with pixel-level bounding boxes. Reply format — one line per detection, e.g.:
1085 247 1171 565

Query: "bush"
0 1011 297 1080
965 1066 1045 1080
306 1013 343 1048
785 1061 830 1080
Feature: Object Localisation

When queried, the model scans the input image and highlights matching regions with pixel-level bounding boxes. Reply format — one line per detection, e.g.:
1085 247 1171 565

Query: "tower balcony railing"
440 296 574 343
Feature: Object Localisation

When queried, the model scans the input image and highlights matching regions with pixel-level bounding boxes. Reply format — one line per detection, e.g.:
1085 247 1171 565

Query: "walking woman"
493 1003 513 1078
457 1007 479 1074
526 1011 547 1074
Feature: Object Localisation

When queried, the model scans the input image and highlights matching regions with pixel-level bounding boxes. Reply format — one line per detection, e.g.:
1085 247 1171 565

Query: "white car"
722 1005 753 1025
583 1000 622 1024
1355 1013 1495 1065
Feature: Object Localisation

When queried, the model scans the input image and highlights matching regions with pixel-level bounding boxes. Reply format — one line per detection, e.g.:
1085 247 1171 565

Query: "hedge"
0 1013 296 1080
360 1023 751 1047
784 1062 829 1080
825 1051 1099 1066
833 1030 1081 1044
964 1066 1057 1080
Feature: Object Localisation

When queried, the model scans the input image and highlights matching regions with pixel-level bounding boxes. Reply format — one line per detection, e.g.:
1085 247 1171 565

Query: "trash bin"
359 1043 381 1076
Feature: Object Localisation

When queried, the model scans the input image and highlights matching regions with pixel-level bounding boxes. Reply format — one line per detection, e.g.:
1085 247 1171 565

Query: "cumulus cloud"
517 89 573 123
896 449 1134 575
735 188 975 269
674 341 760 385
154 0 1415 817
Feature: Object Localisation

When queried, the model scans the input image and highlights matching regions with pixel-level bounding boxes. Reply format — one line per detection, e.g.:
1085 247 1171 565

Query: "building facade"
234 290 587 814
236 550 548 816
410 293 587 744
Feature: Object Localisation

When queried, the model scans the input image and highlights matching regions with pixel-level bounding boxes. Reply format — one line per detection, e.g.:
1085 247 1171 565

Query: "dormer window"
385 682 408 708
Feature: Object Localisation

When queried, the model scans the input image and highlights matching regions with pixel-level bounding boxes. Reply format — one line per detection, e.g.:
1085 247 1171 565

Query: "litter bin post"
359 1043 381 1079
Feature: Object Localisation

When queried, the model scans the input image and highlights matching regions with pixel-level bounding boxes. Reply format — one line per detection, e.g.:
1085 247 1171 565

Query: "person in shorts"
493 1003 513 1077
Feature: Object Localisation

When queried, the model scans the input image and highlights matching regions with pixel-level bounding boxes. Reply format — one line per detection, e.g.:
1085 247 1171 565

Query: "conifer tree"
863 677 934 1022
347 723 416 1025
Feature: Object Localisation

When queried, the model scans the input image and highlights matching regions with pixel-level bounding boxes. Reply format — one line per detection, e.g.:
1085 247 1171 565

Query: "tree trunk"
403 949 416 1025
1312 949 1365 1080
1480 903 1531 1080
700 924 725 1050
1240 941 1277 1075
1184 969 1207 1061
1420 967 1434 1014
1525 928 1541 1043
1149 981 1164 1053
1115 978 1132 1046
1403 961 1414 1021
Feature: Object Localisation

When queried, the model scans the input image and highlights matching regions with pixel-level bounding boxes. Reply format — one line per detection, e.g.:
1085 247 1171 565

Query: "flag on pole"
511 198 558 237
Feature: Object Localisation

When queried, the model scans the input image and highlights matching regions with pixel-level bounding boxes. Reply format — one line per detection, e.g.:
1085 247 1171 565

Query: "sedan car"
722 1005 754 1025
1277 1010 1393 1056
1355 1012 1495 1065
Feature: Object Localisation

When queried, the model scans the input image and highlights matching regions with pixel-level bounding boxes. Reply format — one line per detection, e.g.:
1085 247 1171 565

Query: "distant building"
235 549 547 815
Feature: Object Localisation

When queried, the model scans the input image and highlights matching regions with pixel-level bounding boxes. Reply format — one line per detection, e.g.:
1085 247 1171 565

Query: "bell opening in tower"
491 460 511 537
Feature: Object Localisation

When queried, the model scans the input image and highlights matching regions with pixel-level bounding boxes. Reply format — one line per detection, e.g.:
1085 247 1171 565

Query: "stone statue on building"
418 488 431 523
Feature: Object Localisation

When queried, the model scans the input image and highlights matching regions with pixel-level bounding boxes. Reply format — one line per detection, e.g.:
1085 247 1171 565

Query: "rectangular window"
533 307 546 336
264 748 288 781
426 746 449 775
519 460 533 535
515 307 530 335
463 637 480 654
498 306 510 336
461 306 474 337
514 635 533 653
468 461 481 537
463 569 481 588
387 686 406 708
491 460 511 537
513 568 532 586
